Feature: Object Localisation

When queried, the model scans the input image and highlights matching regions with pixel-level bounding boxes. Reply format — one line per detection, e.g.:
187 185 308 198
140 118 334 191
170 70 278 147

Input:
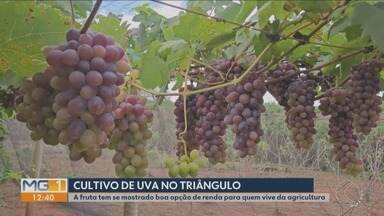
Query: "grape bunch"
195 89 227 164
224 71 267 157
346 60 383 135
111 95 153 177
174 90 199 157
285 78 316 149
319 89 362 175
204 59 243 83
267 61 298 108
191 59 245 163
164 150 204 177
16 72 59 145
40 29 128 162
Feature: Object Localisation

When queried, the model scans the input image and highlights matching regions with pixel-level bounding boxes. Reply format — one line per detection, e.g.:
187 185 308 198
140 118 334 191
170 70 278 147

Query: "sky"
100 0 186 28
100 1 277 103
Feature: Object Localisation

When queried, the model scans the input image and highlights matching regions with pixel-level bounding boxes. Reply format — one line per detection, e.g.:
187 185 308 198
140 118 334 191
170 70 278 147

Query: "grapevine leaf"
258 1 286 28
186 1 229 13
172 8 232 45
336 54 363 85
158 40 188 58
253 35 294 63
236 1 259 23
351 2 384 53
344 25 363 41
215 2 242 21
131 4 166 50
380 69 384 89
295 0 334 14
172 74 184 91
288 44 317 65
126 48 142 68
38 0 92 18
328 11 363 41
376 2 384 10
139 42 169 89
328 15 351 37
158 39 193 71
223 27 256 59
0 71 22 87
205 31 237 53
0 2 72 76
91 13 129 49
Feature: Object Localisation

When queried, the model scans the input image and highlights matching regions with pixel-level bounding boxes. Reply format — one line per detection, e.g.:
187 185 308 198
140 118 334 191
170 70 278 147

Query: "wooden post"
124 202 138 216
25 141 43 216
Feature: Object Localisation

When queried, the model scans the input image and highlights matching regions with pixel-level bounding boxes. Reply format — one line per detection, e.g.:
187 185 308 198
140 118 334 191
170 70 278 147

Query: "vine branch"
191 58 225 81
186 43 273 96
69 0 75 26
132 0 352 98
131 82 180 96
80 0 103 34
259 0 352 77
303 41 360 50
152 80 170 109
150 0 265 33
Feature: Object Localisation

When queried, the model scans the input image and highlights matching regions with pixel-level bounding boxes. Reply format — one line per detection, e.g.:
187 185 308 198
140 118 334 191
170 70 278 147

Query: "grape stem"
69 0 75 26
283 21 314 39
80 0 103 34
191 58 225 81
130 82 180 96
266 49 365 85
152 80 170 109
302 41 360 50
180 65 192 156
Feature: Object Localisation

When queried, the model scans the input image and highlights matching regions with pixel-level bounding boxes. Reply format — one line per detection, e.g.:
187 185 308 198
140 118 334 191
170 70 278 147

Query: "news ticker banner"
21 178 329 202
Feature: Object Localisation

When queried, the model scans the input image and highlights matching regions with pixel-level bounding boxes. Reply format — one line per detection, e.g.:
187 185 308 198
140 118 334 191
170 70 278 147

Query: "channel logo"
20 178 68 202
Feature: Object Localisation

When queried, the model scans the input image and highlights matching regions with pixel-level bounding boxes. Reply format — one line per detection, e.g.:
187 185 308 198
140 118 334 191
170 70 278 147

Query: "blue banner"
68 178 313 193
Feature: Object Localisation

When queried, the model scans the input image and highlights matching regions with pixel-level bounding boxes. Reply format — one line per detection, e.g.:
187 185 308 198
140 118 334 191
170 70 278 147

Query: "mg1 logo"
21 178 67 193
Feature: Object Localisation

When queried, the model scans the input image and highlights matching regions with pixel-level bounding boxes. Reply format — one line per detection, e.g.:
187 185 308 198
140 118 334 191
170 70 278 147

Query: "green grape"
44 117 54 128
189 149 199 161
189 162 199 177
30 130 42 141
179 162 189 177
123 147 135 158
136 168 146 177
124 165 137 177
72 141 88 152
120 158 129 167
168 165 179 177
195 158 205 168
79 130 96 147
164 157 176 168
80 112 95 126
131 155 142 168
180 155 189 162
140 157 148 168
69 149 82 161
110 129 123 144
